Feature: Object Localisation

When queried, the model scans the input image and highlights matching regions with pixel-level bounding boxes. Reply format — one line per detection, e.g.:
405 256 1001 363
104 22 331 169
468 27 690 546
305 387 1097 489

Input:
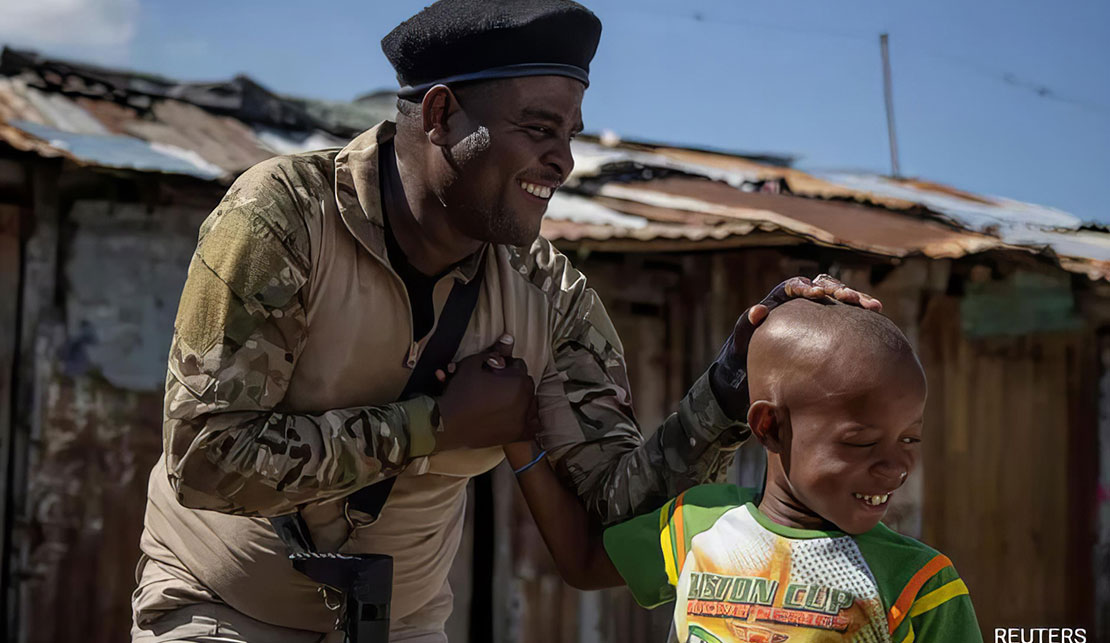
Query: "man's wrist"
683 371 749 442
401 395 438 457
707 362 750 421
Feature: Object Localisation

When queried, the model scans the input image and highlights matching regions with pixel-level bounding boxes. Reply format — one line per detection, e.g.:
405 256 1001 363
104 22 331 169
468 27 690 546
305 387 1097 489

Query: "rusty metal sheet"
570 138 1109 278
891 177 998 206
1059 257 1110 281
124 99 273 173
0 77 49 126
583 177 1008 260
8 119 225 179
543 218 762 243
638 177 1006 255
19 84 108 134
573 139 920 211
641 144 922 211
0 72 267 176
0 121 71 159
73 97 140 135
818 172 1081 238
18 373 163 643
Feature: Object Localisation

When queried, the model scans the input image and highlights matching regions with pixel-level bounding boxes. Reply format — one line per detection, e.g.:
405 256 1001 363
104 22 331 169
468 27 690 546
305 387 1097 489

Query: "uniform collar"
334 121 487 284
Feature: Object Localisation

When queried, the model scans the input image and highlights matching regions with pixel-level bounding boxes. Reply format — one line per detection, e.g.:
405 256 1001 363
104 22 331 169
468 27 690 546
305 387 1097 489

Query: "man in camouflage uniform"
131 1 879 641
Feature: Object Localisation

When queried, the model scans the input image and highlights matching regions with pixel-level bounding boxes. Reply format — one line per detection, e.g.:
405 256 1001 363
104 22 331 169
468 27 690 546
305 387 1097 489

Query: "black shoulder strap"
270 259 486 553
344 260 485 519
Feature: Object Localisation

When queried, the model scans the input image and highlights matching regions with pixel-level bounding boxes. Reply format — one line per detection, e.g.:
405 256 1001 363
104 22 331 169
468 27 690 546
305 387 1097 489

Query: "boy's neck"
757 483 839 532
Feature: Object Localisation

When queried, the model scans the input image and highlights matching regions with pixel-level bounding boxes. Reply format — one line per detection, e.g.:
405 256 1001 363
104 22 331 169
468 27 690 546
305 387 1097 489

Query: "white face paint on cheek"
450 125 491 164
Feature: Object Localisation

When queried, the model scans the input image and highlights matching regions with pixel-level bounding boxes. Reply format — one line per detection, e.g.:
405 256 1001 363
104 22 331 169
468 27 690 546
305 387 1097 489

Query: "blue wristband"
513 449 548 475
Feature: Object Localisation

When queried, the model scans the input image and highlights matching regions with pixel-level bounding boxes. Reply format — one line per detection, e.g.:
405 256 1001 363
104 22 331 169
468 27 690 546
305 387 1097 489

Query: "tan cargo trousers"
131 603 448 643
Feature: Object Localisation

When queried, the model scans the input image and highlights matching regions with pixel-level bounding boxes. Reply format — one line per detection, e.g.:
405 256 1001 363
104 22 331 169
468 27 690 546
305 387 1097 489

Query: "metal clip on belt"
290 552 393 643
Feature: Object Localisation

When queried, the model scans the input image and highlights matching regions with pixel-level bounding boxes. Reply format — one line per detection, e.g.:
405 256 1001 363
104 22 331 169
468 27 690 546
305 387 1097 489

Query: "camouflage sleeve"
534 247 750 527
164 159 438 517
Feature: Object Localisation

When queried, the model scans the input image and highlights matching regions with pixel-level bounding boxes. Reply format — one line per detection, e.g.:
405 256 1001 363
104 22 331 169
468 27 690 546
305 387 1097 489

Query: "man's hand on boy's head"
709 275 883 420
746 275 882 325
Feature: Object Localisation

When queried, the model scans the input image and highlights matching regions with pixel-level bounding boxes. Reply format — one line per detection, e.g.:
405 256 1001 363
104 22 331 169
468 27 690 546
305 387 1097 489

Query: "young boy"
505 298 982 642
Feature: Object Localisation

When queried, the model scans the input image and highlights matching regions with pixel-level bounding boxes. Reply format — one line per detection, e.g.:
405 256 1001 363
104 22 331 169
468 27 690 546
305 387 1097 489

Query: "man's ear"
747 400 785 454
422 84 460 147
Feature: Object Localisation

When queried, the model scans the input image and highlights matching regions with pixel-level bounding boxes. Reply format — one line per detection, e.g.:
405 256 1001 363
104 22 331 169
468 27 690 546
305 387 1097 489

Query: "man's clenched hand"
433 335 540 452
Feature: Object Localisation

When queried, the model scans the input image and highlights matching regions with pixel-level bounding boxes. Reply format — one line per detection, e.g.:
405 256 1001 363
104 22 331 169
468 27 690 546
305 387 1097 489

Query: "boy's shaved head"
745 298 927 535
747 299 920 410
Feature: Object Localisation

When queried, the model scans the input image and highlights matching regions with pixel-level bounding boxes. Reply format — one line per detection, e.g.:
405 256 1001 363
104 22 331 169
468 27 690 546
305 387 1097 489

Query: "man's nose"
544 138 574 181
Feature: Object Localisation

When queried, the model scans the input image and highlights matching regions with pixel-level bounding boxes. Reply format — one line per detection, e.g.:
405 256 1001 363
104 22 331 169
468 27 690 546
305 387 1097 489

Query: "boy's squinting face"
778 356 927 535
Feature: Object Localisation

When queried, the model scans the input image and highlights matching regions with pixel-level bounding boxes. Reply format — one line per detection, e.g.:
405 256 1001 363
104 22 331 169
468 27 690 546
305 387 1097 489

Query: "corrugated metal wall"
919 296 1098 630
0 201 21 640
3 165 220 643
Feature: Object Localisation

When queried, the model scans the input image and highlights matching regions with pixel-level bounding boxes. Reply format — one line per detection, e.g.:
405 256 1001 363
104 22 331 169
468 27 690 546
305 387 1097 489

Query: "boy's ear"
747 400 785 454
422 84 461 147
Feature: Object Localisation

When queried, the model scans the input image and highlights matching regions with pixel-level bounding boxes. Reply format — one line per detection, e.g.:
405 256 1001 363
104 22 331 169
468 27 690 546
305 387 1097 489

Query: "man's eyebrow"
518 107 584 133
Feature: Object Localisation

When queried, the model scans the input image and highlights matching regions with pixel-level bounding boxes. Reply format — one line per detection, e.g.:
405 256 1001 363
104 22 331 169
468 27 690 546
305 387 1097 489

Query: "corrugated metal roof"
547 176 1012 261
253 126 348 156
562 137 1108 279
11 120 225 179
544 192 649 229
0 76 355 178
21 84 109 135
818 172 1080 231
0 50 356 175
0 47 1106 281
571 138 920 211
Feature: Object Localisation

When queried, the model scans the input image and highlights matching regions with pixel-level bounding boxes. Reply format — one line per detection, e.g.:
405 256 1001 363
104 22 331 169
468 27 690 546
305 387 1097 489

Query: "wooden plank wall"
1095 331 1110 643
918 296 1096 631
9 162 63 643
0 203 21 641
20 375 162 643
7 182 213 643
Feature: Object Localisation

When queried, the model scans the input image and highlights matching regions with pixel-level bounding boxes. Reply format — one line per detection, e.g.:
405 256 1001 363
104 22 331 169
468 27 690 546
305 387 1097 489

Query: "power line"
613 4 873 44
610 4 1110 118
905 48 1110 116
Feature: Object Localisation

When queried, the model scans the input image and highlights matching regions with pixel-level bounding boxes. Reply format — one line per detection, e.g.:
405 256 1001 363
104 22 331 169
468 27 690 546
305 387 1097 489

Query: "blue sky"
2 0 1108 223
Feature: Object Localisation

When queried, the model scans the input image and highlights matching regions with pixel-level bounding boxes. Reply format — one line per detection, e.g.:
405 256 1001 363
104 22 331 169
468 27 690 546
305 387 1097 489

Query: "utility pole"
880 33 901 178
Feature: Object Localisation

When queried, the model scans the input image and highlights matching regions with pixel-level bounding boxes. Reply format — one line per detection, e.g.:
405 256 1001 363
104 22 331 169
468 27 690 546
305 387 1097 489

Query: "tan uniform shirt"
134 122 748 635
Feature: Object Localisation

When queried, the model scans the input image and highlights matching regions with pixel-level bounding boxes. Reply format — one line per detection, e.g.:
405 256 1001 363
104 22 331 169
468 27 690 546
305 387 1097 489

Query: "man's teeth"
854 493 890 506
520 181 553 199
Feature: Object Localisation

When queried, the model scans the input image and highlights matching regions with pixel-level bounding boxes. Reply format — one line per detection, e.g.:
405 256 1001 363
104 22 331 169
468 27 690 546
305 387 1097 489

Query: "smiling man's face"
437 75 584 246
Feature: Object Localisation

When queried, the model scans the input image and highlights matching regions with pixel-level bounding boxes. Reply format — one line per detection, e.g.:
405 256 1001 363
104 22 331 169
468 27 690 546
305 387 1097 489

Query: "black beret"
383 0 602 99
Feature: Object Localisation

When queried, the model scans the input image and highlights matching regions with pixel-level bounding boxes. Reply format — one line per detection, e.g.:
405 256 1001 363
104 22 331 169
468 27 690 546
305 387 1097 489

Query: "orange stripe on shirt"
888 554 952 634
673 491 688 573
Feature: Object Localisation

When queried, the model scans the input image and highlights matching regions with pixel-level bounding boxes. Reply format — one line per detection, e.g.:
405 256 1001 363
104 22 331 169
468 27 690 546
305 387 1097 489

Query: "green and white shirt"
603 485 982 643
